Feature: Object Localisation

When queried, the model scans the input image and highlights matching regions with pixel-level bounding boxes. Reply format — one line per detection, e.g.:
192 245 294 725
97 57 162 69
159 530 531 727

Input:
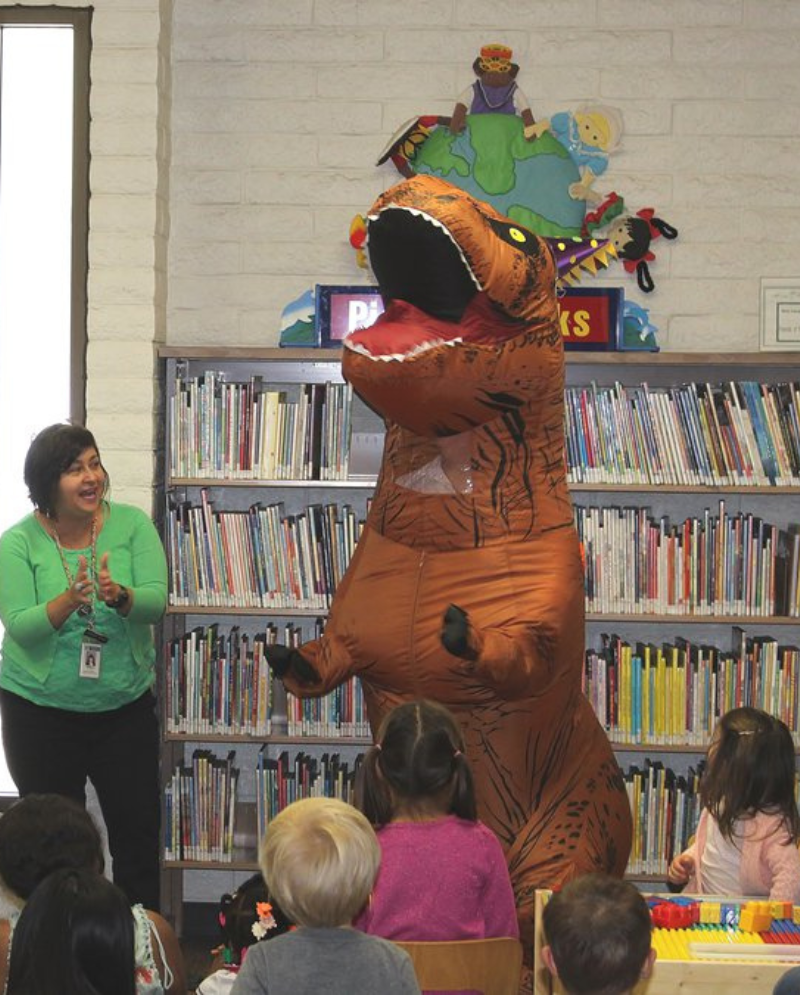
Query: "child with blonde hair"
230 797 419 995
668 707 800 900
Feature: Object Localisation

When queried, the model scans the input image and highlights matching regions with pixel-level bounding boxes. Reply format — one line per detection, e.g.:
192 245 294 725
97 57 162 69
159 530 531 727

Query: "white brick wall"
168 0 800 356
14 1 799 496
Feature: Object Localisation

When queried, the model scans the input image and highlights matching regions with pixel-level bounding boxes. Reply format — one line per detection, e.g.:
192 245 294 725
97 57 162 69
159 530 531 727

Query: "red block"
651 902 695 929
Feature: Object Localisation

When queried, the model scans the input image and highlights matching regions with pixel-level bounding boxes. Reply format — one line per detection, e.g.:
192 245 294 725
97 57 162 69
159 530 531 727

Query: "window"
0 8 91 793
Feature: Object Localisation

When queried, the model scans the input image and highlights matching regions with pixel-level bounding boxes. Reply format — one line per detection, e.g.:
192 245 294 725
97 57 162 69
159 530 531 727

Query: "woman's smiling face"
53 446 106 520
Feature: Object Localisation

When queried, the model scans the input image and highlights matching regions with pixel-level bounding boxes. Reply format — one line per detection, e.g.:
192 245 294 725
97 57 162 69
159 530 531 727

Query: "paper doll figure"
450 43 546 142
538 104 623 200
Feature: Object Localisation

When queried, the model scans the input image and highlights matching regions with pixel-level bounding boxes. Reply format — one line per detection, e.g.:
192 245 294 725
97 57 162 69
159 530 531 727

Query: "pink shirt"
353 814 519 941
683 808 800 901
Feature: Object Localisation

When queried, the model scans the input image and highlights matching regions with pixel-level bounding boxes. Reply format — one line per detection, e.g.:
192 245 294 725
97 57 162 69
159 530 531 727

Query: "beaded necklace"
50 515 97 622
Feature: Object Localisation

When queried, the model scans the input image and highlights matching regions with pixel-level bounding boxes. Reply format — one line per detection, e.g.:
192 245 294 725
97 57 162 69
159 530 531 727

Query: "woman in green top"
0 424 168 911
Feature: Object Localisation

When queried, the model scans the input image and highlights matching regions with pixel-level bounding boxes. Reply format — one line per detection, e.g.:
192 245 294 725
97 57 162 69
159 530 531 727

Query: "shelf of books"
585 627 800 747
163 741 366 867
158 348 380 928
564 378 800 489
564 351 800 884
157 348 800 917
162 621 371 739
166 492 800 617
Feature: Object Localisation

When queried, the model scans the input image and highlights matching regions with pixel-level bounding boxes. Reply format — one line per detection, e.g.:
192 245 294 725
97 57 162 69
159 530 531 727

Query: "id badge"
79 641 102 679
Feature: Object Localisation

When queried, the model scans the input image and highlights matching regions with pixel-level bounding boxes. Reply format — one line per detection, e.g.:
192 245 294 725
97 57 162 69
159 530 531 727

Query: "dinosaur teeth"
345 336 464 362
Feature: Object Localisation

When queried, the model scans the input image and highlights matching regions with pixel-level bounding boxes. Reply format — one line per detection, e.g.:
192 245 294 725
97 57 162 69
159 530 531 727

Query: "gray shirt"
230 927 421 995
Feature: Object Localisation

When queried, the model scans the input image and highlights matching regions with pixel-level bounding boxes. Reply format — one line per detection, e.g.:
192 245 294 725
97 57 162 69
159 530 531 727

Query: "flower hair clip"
251 901 278 941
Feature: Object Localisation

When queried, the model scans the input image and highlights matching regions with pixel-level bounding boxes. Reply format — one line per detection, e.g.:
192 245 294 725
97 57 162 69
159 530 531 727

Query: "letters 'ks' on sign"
315 285 385 346
559 287 623 352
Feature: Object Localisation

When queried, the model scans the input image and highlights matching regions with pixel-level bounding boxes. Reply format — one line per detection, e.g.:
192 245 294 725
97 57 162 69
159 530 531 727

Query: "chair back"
393 937 523 995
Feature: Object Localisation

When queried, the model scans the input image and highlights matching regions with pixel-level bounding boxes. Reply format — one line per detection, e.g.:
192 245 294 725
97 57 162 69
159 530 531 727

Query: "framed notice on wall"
760 278 800 351
315 285 385 346
559 287 623 351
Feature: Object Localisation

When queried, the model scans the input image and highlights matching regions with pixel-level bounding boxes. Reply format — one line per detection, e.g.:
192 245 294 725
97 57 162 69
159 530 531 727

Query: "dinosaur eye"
487 218 539 255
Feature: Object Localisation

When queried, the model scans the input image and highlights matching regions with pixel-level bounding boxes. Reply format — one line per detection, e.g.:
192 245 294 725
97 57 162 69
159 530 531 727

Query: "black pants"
0 689 161 911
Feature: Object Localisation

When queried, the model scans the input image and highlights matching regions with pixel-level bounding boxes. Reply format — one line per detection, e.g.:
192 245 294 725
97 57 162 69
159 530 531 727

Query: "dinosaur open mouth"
345 204 524 360
366 206 481 321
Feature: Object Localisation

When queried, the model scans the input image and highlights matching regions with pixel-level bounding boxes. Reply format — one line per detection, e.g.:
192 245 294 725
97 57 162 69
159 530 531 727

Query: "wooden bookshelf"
571 483 800 493
158 347 800 366
570 351 800 880
158 347 377 932
165 732 371 745
157 346 800 924
166 606 800 624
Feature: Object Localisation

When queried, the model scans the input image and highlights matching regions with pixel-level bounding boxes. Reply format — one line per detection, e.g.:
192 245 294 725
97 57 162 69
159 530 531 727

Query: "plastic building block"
699 901 721 924
740 901 773 933
771 901 794 920
651 902 696 929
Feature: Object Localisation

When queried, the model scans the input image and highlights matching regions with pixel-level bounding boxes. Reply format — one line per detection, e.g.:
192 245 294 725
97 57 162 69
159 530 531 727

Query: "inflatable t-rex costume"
275 174 632 944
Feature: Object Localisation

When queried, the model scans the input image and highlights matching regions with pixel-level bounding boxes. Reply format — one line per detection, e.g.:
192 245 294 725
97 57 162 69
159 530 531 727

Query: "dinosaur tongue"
345 296 518 359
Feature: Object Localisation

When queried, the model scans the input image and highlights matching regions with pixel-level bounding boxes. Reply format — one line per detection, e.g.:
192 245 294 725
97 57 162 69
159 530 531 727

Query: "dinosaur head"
347 174 557 361
342 175 565 435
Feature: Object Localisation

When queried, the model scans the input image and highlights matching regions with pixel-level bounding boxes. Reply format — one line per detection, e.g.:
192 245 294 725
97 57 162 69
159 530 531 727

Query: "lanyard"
51 515 98 626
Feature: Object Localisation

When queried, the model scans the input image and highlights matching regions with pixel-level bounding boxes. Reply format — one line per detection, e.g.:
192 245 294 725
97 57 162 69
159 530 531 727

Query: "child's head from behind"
358 699 476 825
7 867 135 995
542 874 654 995
703 707 800 841
0 794 103 901
260 797 379 929
218 872 293 965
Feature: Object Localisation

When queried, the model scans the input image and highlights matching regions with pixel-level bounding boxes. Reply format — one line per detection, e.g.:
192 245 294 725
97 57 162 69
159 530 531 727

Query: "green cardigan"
0 503 167 698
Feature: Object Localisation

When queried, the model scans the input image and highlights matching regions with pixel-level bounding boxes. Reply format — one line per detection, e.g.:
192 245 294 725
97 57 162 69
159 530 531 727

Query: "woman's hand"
97 553 132 615
97 552 116 604
667 852 694 887
46 555 92 629
70 555 92 612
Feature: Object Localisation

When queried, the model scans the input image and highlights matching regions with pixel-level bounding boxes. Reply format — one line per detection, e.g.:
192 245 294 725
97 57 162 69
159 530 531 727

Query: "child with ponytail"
353 699 518 942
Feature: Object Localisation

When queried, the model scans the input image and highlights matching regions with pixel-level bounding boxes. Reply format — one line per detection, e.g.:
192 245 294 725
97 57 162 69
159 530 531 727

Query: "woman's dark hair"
702 707 800 844
356 699 476 826
7 867 135 995
23 423 107 518
217 872 293 966
0 794 104 900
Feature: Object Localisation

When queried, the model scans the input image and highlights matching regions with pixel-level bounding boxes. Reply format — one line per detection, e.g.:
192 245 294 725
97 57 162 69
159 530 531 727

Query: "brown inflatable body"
282 175 632 950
